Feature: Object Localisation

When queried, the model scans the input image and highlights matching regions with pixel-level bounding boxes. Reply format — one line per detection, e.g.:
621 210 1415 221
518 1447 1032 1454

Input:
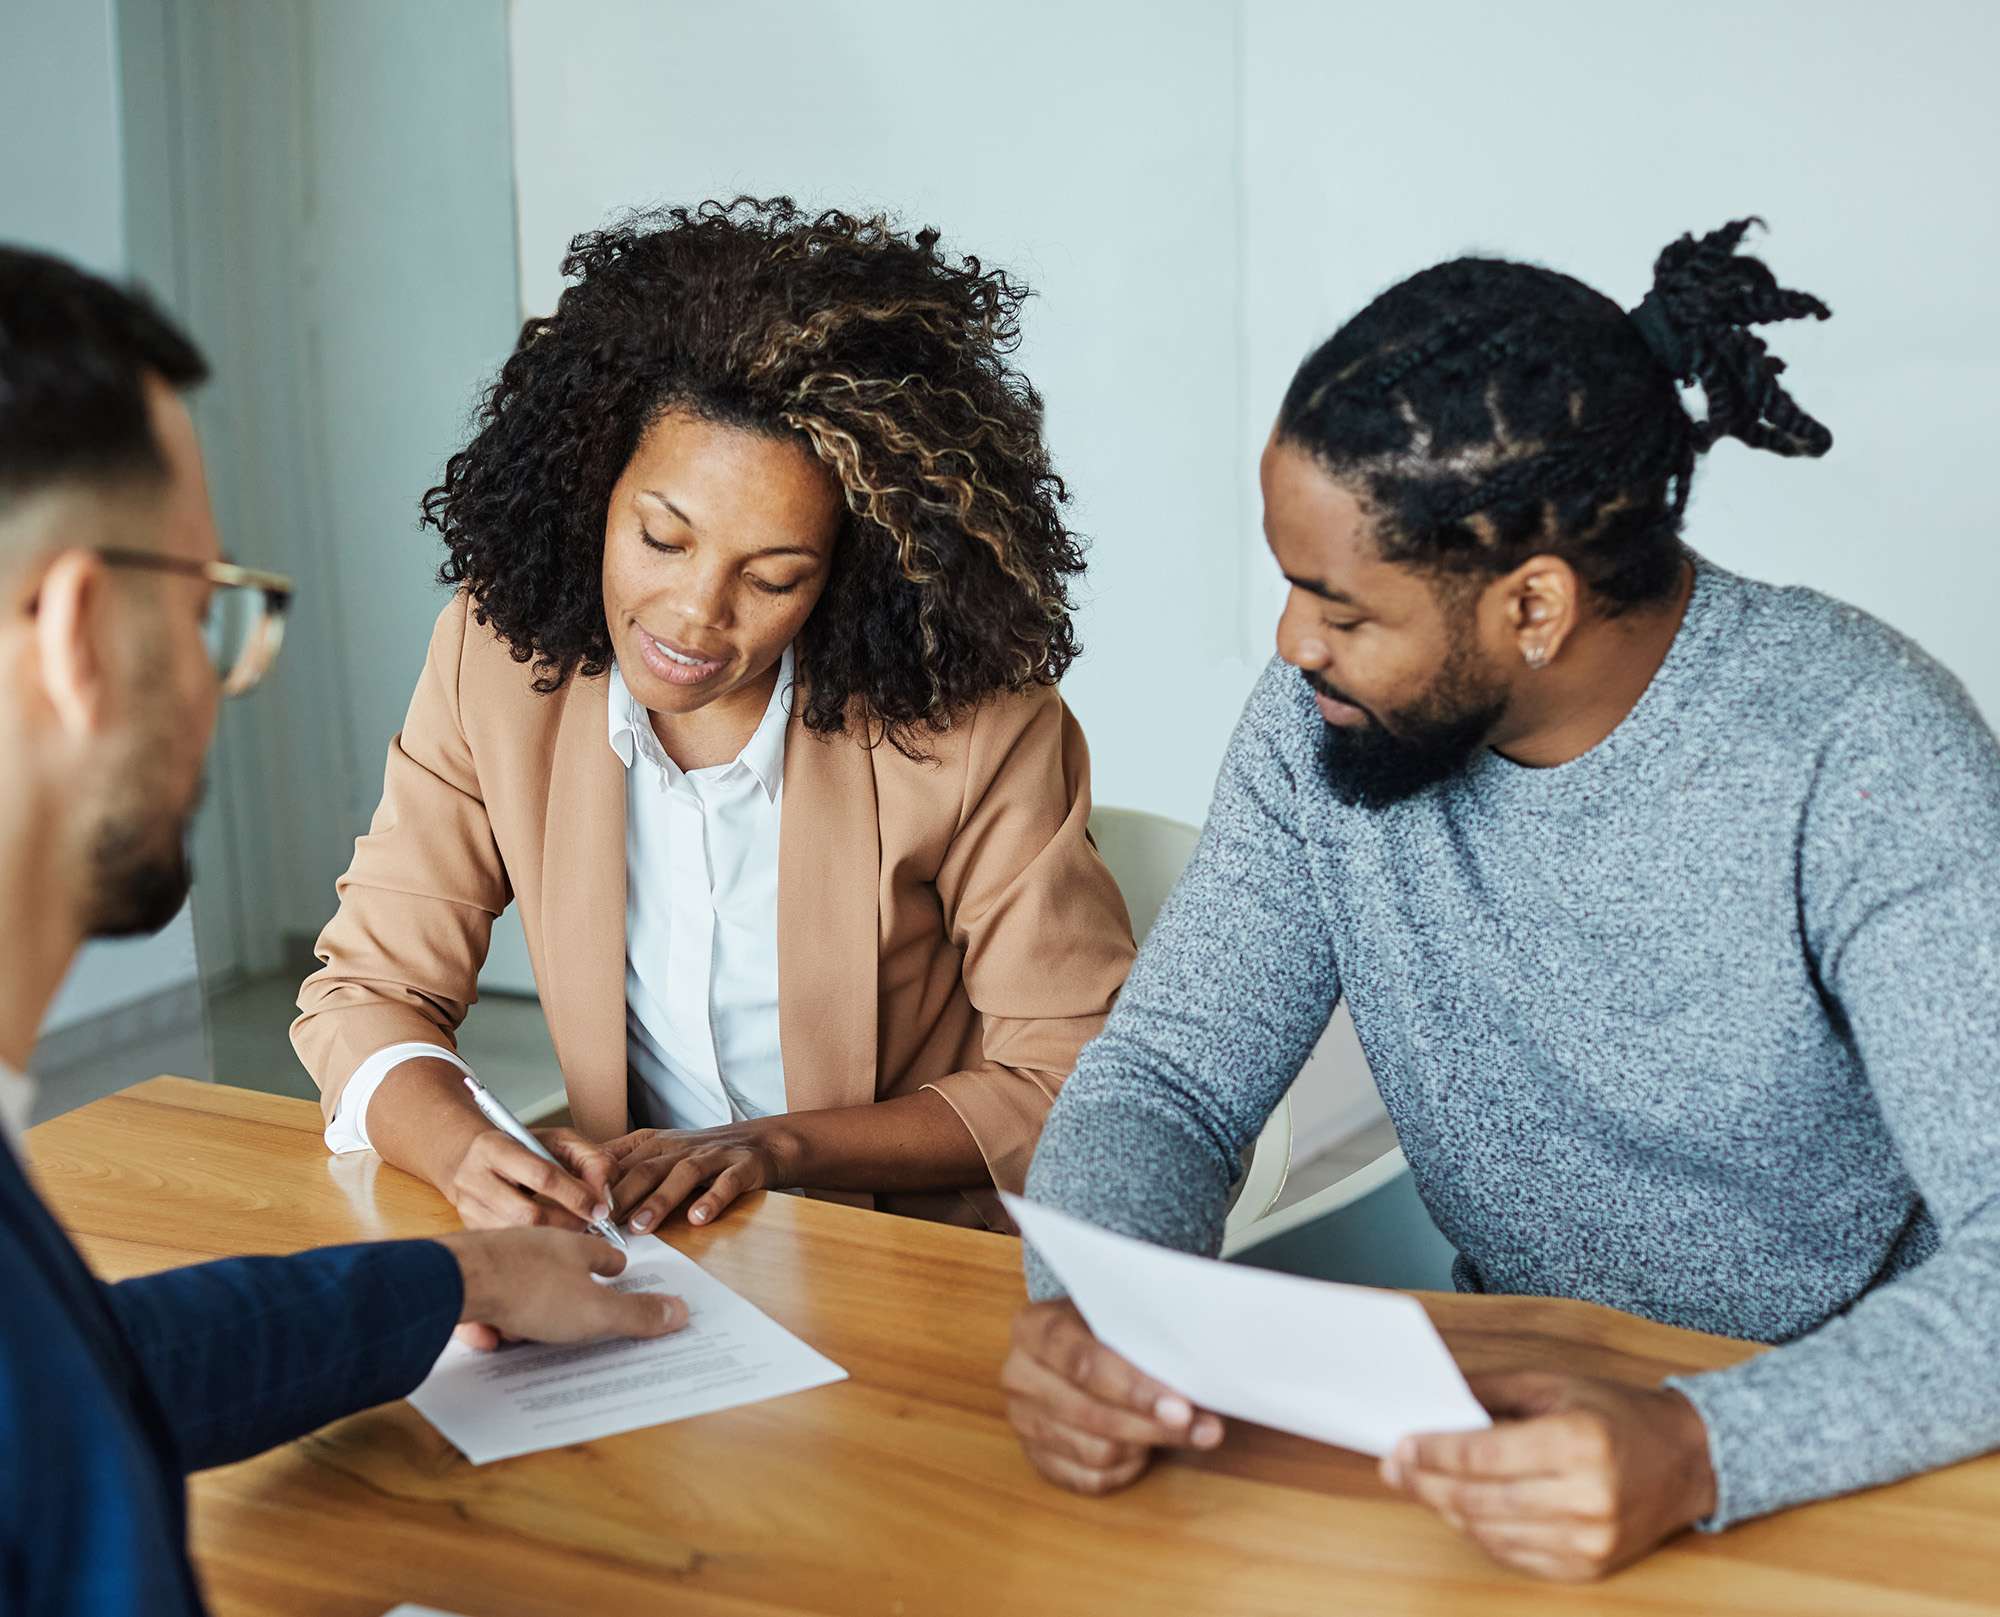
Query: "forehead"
1258 434 1404 597
624 408 840 548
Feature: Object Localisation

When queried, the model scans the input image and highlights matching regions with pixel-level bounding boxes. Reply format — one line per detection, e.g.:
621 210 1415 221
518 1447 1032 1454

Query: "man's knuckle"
1061 1340 1098 1387
1575 1523 1619 1563
1071 1432 1118 1469
1580 1420 1615 1467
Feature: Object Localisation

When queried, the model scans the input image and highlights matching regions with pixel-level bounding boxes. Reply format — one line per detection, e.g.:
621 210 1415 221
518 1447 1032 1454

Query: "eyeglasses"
95 548 294 698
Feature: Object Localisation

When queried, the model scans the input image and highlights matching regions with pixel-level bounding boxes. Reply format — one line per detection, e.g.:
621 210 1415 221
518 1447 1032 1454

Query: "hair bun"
1629 217 1833 458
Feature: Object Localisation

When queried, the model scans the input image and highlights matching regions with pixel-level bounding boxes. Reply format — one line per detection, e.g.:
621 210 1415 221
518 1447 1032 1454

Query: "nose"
669 555 733 631
1276 590 1331 672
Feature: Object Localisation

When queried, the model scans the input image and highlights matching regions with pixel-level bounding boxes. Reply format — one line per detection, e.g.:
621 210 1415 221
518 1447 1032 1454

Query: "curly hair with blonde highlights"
421 197 1083 750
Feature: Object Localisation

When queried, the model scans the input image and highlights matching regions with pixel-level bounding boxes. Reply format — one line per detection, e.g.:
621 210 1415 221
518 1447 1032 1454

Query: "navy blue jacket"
1 1134 461 1613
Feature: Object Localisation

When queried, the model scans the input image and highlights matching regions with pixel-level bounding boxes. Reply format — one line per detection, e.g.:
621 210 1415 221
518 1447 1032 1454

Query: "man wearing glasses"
0 247 689 1615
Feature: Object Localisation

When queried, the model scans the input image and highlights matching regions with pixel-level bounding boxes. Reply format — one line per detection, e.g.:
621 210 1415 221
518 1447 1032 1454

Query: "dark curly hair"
421 197 1083 752
1277 218 1832 611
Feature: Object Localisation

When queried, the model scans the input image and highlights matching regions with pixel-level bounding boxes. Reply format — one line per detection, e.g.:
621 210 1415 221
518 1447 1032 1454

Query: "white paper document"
408 1234 846 1464
1004 1193 1490 1456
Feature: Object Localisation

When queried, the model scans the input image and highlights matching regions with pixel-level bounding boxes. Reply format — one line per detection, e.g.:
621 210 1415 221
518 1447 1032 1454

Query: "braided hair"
1276 218 1832 611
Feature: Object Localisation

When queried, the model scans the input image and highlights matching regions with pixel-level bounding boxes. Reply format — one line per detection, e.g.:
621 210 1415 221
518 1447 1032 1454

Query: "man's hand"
1382 1371 1717 1582
445 1126 619 1234
437 1227 689 1351
1002 1299 1224 1495
600 1124 793 1233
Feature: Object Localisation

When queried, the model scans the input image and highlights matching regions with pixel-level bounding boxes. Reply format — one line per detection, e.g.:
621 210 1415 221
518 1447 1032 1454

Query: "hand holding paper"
1004 1193 1489 1457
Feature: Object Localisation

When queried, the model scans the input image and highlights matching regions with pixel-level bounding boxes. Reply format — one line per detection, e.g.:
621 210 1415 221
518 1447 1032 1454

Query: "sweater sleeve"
1024 661 1342 1297
1667 656 2000 1527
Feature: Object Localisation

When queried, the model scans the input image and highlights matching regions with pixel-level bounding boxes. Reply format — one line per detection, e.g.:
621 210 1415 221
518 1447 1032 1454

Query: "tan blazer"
293 594 1136 1228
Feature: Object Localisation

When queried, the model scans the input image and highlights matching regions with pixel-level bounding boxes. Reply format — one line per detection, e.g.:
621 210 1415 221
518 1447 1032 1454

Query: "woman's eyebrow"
639 491 821 559
639 489 696 529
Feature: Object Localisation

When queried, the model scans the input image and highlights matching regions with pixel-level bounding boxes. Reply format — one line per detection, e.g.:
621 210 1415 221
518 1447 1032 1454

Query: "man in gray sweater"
1006 221 2000 1580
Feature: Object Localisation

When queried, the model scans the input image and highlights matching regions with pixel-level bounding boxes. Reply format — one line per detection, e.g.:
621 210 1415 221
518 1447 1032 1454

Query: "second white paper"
408 1234 846 1464
1004 1193 1490 1456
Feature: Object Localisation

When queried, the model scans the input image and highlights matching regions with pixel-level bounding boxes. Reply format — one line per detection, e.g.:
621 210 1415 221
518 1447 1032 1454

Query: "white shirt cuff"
323 1041 474 1155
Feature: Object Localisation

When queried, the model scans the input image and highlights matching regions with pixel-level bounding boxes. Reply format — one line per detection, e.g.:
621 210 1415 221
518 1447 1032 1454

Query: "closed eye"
639 531 682 555
748 576 800 595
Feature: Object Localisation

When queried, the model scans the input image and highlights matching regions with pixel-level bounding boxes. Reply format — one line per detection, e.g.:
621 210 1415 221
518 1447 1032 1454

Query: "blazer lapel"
777 715 880 1116
539 672 632 1142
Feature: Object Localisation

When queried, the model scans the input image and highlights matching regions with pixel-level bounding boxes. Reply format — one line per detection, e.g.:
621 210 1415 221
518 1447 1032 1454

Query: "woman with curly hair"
293 199 1135 1235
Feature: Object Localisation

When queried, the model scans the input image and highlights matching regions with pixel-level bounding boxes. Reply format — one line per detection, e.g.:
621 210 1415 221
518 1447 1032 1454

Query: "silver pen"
462 1073 629 1252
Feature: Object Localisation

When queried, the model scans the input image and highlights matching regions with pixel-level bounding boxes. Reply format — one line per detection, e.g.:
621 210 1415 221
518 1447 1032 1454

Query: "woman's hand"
601 1122 797 1232
445 1125 620 1234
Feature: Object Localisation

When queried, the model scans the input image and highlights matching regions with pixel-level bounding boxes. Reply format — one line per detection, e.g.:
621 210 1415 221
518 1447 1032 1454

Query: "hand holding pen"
451 1073 630 1250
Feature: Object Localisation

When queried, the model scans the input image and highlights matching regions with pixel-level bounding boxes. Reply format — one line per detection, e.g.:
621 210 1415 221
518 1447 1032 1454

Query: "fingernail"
1381 1455 1402 1487
1194 1418 1222 1448
690 1206 708 1224
591 1202 610 1222
1155 1395 1192 1426
631 1210 655 1232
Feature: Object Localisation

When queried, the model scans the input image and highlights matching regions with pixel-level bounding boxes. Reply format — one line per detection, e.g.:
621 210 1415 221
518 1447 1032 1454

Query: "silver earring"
1524 645 1550 670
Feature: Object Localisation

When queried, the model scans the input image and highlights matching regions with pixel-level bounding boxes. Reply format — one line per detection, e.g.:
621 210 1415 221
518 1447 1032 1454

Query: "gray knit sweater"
1025 555 2000 1529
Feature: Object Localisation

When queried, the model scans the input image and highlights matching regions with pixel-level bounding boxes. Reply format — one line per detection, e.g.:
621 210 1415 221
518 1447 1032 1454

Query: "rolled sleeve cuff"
921 1066 1058 1195
324 1042 472 1156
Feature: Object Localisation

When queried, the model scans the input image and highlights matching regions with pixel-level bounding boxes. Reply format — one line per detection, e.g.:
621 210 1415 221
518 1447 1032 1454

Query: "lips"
1305 672 1374 728
1312 688 1376 724
636 627 728 687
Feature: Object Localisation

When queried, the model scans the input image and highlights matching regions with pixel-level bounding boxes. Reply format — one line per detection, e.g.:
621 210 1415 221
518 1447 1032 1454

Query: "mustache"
1302 669 1380 727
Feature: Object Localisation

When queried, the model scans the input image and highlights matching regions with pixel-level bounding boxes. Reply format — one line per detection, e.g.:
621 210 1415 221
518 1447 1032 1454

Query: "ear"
1503 556 1581 671
32 549 113 737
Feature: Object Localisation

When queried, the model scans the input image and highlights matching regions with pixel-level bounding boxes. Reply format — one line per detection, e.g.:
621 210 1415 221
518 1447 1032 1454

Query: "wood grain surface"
24 1079 2000 1615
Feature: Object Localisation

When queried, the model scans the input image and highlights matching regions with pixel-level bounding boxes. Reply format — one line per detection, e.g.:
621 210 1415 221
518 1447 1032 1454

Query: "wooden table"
24 1079 2000 1615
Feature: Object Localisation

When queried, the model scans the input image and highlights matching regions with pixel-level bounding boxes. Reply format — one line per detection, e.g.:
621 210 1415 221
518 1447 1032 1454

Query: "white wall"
504 0 2000 1159
3 0 202 1035
508 0 1263 832
1240 0 2000 724
0 0 125 274
129 0 521 984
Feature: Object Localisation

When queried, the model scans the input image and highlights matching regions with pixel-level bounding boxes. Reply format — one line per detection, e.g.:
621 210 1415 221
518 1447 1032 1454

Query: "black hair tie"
1626 290 1690 381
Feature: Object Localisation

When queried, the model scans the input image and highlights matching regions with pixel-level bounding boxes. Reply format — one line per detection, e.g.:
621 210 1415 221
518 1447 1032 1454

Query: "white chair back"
1086 806 1293 1233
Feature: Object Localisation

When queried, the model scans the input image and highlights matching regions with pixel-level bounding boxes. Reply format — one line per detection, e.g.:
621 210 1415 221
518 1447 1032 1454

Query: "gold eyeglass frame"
95 547 295 698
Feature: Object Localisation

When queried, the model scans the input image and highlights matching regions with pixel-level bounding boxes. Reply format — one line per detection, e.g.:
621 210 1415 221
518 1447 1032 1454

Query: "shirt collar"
0 1062 34 1155
607 644 793 801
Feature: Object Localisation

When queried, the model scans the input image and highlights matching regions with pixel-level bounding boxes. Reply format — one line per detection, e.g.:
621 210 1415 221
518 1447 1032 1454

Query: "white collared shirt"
0 1062 35 1155
325 648 793 1151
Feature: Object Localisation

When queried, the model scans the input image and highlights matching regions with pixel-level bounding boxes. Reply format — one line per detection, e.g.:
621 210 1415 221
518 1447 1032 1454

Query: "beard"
82 804 196 937
80 668 204 938
1310 644 1508 810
